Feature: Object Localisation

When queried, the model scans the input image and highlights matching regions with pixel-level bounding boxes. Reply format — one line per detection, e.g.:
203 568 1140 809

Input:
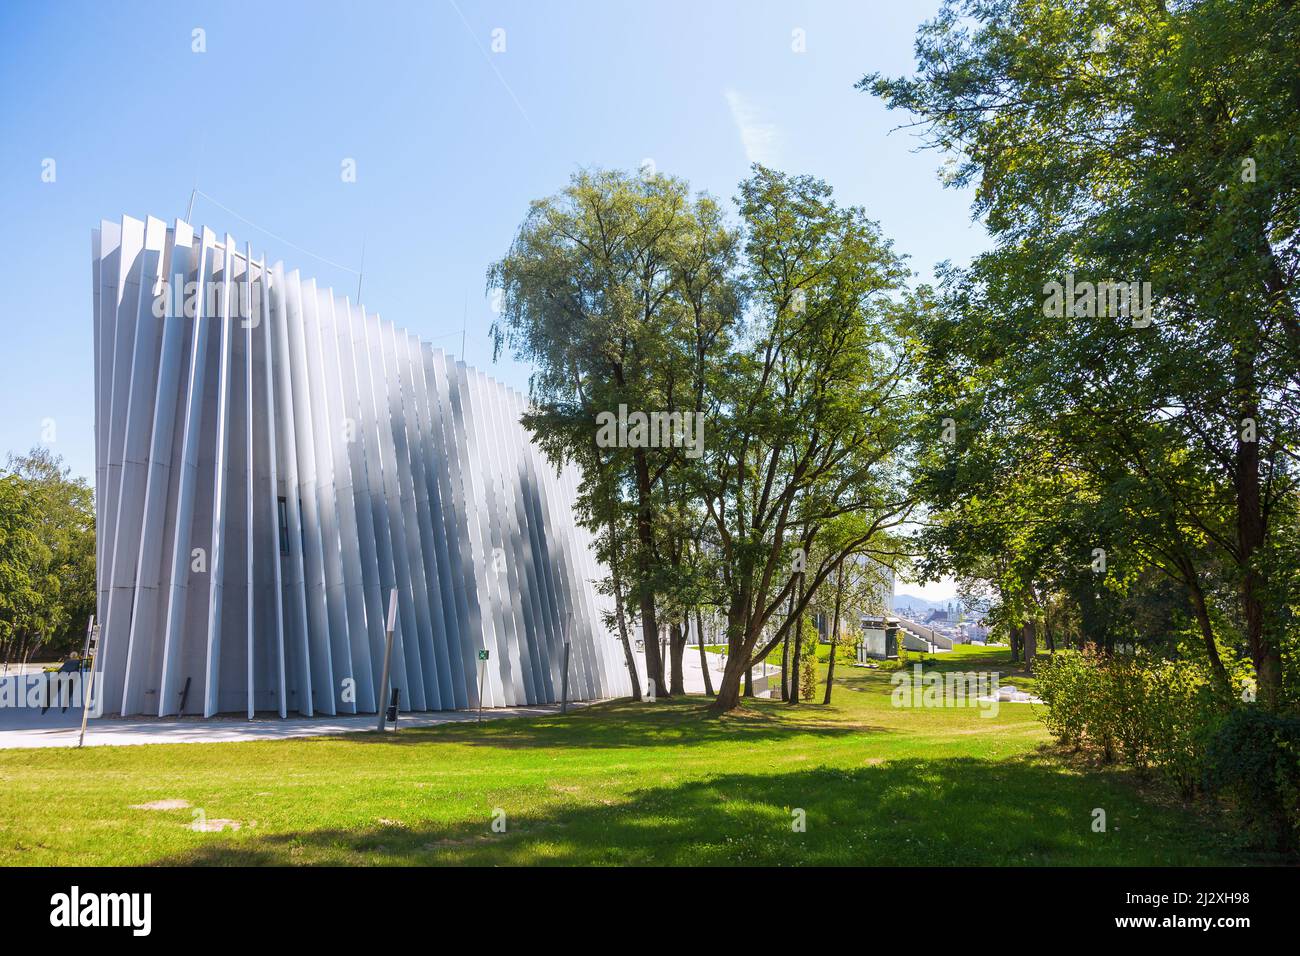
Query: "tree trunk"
1183 560 1231 694
669 622 686 696
1234 369 1282 708
823 564 843 705
714 640 748 711
607 518 642 701
632 449 667 698
780 628 791 701
789 573 805 704
696 609 714 697
1023 618 1037 664
789 624 802 704
711 602 747 711
779 580 797 700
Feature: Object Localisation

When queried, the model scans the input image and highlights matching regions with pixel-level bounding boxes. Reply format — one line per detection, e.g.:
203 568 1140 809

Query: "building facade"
93 214 629 718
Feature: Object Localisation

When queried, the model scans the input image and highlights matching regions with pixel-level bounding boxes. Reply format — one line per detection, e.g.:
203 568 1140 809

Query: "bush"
1102 655 1153 768
1036 648 1297 853
1143 660 1225 797
832 628 859 664
798 618 818 699
1204 707 1300 853
1035 650 1226 789
1034 650 1100 751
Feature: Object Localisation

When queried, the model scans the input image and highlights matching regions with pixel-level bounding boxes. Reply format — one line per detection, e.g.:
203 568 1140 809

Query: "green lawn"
0 647 1247 865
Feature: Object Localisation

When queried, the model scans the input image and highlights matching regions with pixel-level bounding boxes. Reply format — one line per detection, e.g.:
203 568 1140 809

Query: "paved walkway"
627 643 778 697
0 702 593 750
0 643 772 750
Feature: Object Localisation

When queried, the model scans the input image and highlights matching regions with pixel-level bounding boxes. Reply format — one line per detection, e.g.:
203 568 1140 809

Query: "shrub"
1143 660 1225 797
799 618 818 699
1036 650 1224 786
1100 654 1149 767
1035 647 1118 757
1034 651 1091 748
1036 647 1297 854
1204 707 1300 853
833 628 860 664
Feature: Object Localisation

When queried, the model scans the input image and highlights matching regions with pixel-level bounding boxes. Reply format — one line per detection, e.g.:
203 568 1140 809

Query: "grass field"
0 646 1251 866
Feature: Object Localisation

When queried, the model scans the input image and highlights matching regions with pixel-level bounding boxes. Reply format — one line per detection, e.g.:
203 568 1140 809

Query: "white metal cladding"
92 214 630 718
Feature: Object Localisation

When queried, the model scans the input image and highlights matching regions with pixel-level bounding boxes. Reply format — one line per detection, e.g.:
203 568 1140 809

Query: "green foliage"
1204 707 1300 852
1034 650 1229 796
0 449 94 661
1142 660 1229 798
1033 651 1094 750
488 169 739 693
1103 656 1155 769
0 474 44 650
491 165 926 706
866 0 1300 707
833 625 860 664
798 617 818 699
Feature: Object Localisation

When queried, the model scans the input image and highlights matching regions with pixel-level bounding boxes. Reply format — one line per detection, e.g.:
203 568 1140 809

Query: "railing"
894 617 954 651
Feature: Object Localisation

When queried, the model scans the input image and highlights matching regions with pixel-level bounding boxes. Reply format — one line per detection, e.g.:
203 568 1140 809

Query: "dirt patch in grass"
130 799 191 811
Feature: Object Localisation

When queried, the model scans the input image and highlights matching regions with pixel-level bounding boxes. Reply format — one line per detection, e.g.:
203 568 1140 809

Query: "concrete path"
0 644 774 750
0 702 593 750
626 643 778 697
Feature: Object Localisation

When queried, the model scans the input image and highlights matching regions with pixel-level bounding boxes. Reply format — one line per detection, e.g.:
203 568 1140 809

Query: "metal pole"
80 614 94 662
561 641 571 714
477 657 485 723
376 589 398 733
77 622 100 749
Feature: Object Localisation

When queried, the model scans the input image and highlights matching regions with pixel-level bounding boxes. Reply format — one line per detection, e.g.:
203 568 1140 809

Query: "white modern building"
92 214 630 718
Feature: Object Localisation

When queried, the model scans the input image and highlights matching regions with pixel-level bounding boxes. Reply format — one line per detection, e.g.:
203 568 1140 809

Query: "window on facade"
277 496 289 555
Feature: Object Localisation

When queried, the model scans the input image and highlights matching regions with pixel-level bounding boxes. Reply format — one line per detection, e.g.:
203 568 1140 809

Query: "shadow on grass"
328 697 887 750
148 753 1248 867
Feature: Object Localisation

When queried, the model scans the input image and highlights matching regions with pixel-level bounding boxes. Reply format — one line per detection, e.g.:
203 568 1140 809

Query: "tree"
0 448 95 667
705 167 923 711
866 0 1300 707
490 169 739 697
0 474 42 670
493 167 925 711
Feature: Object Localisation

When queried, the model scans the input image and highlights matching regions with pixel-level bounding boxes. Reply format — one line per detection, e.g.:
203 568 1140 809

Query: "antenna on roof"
356 240 366 303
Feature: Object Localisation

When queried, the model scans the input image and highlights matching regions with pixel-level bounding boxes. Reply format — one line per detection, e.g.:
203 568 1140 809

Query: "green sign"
477 649 490 661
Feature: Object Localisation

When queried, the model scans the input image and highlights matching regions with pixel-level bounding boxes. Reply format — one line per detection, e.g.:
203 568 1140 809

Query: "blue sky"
0 0 984 598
